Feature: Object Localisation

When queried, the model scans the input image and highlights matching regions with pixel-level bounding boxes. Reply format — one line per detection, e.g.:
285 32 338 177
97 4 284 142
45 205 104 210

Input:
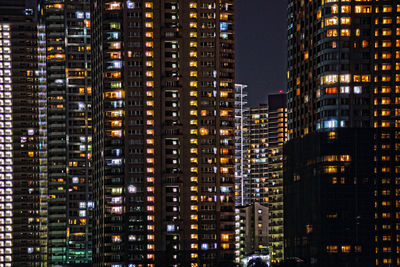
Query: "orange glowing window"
325 87 337 94
110 52 121 59
220 110 229 116
111 120 122 127
221 234 230 242
107 72 121 79
199 128 209 136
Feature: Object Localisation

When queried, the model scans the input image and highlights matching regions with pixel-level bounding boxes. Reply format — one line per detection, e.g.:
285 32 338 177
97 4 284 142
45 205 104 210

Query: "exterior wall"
284 129 374 267
267 94 286 263
0 0 47 265
92 1 235 266
245 106 269 206
287 1 400 265
235 84 248 206
236 203 269 261
40 1 92 265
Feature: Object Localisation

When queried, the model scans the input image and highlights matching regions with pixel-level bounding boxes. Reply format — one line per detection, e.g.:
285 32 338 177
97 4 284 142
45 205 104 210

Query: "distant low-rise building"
235 202 269 263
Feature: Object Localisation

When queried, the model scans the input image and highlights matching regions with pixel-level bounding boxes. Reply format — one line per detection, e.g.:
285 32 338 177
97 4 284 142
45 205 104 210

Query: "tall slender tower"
245 105 269 206
267 94 286 263
286 1 400 266
234 84 248 206
92 0 235 266
40 1 92 265
0 0 47 265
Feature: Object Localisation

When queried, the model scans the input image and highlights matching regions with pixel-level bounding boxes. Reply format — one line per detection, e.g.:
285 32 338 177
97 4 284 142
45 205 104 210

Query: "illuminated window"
342 246 351 253
323 74 338 84
382 6 392 13
341 29 350 37
341 17 351 25
326 29 338 37
324 166 337 173
112 235 122 243
110 22 121 29
221 234 230 242
325 17 338 26
355 5 372 14
105 2 121 10
340 74 351 83
199 128 208 136
341 5 350 13
382 64 391 70
145 2 153 8
326 245 338 253
382 29 392 36
325 87 337 94
304 51 309 60
331 5 338 14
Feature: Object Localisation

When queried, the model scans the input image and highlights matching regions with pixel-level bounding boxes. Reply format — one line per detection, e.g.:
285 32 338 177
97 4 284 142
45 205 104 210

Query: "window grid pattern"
0 23 13 267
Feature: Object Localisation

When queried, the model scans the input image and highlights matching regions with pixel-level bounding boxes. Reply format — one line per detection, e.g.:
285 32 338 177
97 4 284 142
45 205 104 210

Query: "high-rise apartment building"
234 93 286 264
246 105 269 206
92 1 235 266
234 84 248 206
0 0 47 265
286 1 400 266
266 94 286 264
40 1 92 265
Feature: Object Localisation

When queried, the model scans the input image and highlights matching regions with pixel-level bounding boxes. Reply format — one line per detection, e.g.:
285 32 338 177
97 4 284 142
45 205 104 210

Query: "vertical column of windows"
373 3 400 266
37 24 48 264
217 0 235 262
199 0 216 262
44 1 92 264
103 1 124 264
197 1 217 264
0 24 12 267
44 2 68 264
144 1 155 264
65 3 92 263
189 2 200 264
268 106 287 263
394 13 400 264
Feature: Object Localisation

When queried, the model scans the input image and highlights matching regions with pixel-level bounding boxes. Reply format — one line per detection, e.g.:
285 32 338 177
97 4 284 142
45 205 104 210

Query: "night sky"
235 0 287 106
